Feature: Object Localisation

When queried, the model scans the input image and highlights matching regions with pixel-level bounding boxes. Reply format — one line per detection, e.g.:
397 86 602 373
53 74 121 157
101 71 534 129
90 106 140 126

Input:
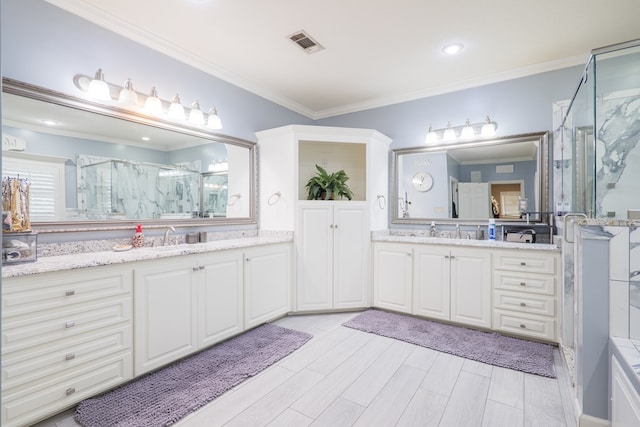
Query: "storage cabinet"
297 202 369 311
1 266 132 427
244 243 291 328
492 249 559 342
373 242 413 313
374 242 491 328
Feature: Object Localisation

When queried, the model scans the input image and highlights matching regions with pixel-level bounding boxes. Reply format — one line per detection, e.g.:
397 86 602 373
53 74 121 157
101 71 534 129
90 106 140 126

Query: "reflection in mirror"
1 78 256 230
392 132 549 224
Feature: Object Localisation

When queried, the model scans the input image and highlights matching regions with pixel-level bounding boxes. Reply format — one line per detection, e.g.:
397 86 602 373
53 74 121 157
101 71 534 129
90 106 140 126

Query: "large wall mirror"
1 78 256 232
391 132 550 224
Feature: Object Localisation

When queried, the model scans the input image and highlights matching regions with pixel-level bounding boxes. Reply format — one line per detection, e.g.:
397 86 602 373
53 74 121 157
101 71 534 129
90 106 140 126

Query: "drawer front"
2 267 132 318
494 252 556 275
493 271 555 295
493 309 556 342
2 298 131 354
493 290 555 316
2 326 131 390
1 353 132 427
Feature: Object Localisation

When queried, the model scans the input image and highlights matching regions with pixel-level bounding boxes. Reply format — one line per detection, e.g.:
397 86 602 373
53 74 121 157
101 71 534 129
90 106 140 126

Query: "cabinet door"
450 248 491 328
612 355 640 427
297 204 333 311
413 246 450 320
333 204 369 309
198 251 244 348
244 244 291 329
134 260 198 375
373 243 413 314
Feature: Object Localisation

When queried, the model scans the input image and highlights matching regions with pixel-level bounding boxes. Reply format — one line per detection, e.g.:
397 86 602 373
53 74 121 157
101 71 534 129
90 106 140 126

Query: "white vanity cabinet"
374 242 491 328
133 249 248 375
297 202 369 311
492 249 559 341
244 243 291 328
1 266 133 427
373 242 414 313
412 245 491 328
611 355 640 427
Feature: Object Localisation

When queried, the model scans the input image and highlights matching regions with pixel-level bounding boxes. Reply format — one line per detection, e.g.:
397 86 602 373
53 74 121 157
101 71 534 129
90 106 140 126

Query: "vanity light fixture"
460 119 475 139
143 86 163 116
117 78 139 107
74 69 223 129
424 117 498 145
207 107 222 130
481 115 497 137
188 101 205 125
87 68 111 101
442 122 456 142
168 94 186 120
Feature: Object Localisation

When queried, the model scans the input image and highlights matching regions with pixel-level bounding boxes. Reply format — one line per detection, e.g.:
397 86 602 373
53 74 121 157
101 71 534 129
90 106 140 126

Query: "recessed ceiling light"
442 43 464 55
41 119 57 126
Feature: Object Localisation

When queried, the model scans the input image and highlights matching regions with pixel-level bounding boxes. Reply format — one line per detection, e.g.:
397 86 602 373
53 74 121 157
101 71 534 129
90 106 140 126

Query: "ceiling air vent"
288 30 324 54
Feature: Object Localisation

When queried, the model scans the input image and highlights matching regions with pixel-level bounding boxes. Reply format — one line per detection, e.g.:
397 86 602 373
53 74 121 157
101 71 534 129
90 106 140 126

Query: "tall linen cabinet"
256 125 391 312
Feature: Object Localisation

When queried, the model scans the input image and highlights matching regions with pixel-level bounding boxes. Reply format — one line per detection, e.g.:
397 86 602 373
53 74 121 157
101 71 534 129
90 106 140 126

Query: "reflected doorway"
490 181 524 219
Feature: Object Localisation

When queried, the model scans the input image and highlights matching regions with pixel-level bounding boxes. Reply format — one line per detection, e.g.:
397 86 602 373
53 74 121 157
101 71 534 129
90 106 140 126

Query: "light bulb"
424 125 438 144
460 119 475 139
481 116 496 137
143 86 163 116
207 107 222 129
442 122 456 142
87 68 111 101
188 101 205 125
118 78 139 107
168 94 186 120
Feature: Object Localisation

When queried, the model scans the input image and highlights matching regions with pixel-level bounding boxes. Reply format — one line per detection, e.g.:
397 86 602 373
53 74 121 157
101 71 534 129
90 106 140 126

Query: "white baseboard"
579 413 610 427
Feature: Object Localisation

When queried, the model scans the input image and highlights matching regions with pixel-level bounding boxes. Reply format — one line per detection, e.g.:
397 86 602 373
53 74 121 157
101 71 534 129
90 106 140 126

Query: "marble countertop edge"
2 235 293 278
371 233 560 251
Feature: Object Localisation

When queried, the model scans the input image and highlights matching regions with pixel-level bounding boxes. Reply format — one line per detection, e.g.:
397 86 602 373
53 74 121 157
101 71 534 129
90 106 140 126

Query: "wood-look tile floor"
34 311 576 427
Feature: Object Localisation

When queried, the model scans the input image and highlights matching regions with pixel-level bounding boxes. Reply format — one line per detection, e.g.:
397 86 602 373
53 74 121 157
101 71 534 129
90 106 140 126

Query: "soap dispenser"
132 224 145 248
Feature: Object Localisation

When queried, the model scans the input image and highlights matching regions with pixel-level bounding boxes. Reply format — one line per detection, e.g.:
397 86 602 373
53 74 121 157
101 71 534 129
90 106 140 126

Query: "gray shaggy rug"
343 309 556 378
75 323 312 427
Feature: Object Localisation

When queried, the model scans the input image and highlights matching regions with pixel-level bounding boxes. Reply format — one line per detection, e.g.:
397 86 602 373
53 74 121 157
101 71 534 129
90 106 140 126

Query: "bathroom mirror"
1 78 256 231
391 131 550 224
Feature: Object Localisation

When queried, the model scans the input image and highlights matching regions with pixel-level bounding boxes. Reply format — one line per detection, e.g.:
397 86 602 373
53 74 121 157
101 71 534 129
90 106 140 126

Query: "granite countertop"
610 337 640 394
372 232 560 252
2 235 292 278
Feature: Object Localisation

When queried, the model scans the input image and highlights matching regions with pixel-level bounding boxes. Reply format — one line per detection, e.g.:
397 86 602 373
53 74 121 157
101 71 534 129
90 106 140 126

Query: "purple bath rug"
75 323 312 427
343 309 556 378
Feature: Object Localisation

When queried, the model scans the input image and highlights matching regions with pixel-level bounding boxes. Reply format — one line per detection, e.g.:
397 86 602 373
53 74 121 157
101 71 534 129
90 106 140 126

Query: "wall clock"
411 172 433 192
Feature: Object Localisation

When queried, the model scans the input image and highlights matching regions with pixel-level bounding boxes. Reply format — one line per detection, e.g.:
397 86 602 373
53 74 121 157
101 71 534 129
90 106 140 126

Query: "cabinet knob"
519 282 526 286
445 255 449 259
65 353 76 361
192 267 199 271
199 266 205 270
65 321 75 329
246 258 251 262
450 255 455 260
520 302 526 307
519 324 526 329
334 224 338 229
65 290 75 296
66 387 76 396
329 224 334 228
520 262 527 266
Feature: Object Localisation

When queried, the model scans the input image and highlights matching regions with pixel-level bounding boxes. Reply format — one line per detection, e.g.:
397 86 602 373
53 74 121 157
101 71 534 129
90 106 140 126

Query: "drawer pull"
192 267 199 271
520 302 526 307
199 266 205 270
65 290 75 296
519 282 526 286
65 353 76 361
65 321 75 329
520 262 526 266
519 324 526 329
66 387 76 396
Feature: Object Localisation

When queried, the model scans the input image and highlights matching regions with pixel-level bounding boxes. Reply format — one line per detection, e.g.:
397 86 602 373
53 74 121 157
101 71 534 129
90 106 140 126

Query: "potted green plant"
305 164 354 200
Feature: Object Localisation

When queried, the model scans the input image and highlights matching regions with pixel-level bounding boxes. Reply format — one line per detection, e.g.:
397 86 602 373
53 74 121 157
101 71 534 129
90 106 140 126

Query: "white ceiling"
45 0 640 119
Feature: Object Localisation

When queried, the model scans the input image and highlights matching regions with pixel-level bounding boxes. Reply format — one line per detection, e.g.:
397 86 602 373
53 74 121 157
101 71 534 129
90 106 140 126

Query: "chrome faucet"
163 226 175 246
